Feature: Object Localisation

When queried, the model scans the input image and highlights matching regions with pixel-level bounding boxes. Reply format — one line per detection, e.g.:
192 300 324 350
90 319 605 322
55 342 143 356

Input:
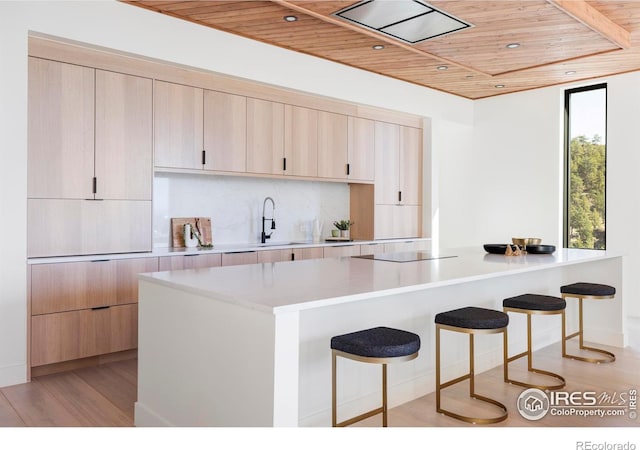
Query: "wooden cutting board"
171 217 213 247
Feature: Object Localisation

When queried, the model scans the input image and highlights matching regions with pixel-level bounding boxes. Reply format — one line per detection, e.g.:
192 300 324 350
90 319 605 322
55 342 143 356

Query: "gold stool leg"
504 310 565 390
332 350 337 427
563 296 616 363
382 364 388 427
436 325 508 424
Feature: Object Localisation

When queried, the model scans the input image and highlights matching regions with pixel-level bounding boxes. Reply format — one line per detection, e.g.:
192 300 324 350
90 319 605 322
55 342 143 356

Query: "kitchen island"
134 247 624 427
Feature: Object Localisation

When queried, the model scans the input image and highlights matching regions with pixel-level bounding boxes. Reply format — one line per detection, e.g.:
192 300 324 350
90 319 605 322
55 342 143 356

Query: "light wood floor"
356 340 640 427
0 339 638 427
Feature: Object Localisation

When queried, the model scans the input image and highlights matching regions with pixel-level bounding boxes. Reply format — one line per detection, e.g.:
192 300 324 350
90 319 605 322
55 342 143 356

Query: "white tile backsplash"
153 172 350 247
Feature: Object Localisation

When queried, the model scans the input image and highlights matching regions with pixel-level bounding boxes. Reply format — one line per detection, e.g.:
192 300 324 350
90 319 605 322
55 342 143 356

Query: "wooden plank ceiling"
123 0 640 99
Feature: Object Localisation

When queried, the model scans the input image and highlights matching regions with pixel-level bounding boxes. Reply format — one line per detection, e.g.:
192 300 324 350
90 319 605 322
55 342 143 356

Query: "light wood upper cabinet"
375 122 422 206
375 121 401 205
399 126 422 206
28 58 95 199
348 117 375 182
203 90 247 172
284 105 318 177
154 80 204 170
247 98 285 175
95 70 153 200
28 59 153 201
318 111 348 179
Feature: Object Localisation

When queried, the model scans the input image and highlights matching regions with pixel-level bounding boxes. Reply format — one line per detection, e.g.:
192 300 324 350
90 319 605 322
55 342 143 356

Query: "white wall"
441 73 640 320
438 88 563 250
0 0 472 387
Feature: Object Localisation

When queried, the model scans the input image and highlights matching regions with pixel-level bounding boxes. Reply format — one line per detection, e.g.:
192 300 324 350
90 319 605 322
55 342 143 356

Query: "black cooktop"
353 251 457 263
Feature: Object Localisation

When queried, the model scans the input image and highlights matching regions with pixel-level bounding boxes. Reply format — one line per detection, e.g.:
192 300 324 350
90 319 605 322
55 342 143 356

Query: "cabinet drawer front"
158 254 222 271
323 245 360 258
31 308 110 367
28 199 152 257
30 304 137 367
221 251 258 266
31 261 117 315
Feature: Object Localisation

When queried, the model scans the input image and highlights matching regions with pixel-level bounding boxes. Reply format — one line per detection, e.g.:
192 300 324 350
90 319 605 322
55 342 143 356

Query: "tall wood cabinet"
350 121 423 240
27 57 153 257
372 122 422 239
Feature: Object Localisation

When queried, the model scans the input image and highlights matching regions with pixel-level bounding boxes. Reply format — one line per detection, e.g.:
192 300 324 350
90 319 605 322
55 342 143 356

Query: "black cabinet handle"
291 252 295 261
283 157 287 171
346 163 350 175
202 150 206 165
398 191 402 202
91 305 110 311
92 177 97 194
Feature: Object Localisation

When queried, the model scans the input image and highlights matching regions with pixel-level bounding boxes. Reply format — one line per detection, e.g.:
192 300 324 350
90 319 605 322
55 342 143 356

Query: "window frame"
563 83 608 249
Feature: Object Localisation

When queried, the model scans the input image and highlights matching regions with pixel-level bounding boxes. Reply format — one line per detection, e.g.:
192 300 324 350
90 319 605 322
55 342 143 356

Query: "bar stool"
331 326 420 427
435 306 509 424
503 294 566 390
561 282 616 363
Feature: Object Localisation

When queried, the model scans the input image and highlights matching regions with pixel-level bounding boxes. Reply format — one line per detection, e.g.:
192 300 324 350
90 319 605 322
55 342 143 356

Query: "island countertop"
138 246 618 314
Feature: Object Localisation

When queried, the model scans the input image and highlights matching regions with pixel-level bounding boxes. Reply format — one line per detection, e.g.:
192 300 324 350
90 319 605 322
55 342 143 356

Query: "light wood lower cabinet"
383 239 431 253
221 251 258 266
323 245 361 258
159 254 222 271
257 249 295 263
29 257 156 368
293 247 324 261
31 304 137 367
359 242 385 255
257 247 324 262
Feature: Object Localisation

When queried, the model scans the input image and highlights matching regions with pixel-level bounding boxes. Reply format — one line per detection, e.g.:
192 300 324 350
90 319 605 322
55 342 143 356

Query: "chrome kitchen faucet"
261 197 276 243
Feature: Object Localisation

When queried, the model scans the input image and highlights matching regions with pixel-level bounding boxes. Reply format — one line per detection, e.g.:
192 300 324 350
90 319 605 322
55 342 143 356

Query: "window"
563 84 607 249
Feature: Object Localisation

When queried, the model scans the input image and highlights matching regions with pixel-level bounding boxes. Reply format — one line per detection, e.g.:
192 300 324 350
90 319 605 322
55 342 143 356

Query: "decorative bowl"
526 244 556 254
484 244 516 254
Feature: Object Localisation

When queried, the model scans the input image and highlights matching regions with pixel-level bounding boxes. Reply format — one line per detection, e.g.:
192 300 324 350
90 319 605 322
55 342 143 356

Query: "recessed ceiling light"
437 65 448 70
284 15 298 22
565 70 577 75
495 84 505 88
372 44 385 50
506 43 520 49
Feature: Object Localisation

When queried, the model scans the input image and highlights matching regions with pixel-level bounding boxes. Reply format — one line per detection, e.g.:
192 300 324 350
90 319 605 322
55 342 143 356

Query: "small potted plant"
333 219 354 239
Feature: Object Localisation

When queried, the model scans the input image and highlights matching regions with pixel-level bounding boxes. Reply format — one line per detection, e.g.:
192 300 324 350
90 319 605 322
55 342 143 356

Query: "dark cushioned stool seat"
503 294 566 311
560 282 616 363
435 306 508 330
561 282 616 297
331 326 420 358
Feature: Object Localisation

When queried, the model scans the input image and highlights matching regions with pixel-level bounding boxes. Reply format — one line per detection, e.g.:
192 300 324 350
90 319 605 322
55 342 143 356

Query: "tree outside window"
564 84 607 250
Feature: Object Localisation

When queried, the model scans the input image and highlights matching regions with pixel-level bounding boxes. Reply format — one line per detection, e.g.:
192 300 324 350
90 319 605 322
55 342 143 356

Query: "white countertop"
137 246 619 314
26 238 420 264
